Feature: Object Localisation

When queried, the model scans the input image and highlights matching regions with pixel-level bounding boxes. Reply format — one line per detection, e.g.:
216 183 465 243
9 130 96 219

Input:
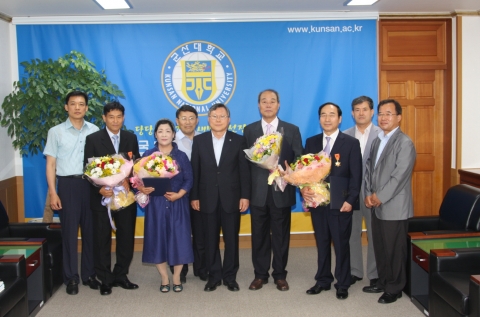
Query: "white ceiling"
0 0 479 20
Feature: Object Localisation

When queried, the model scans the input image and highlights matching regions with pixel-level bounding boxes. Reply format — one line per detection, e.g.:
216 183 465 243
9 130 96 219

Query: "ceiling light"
94 0 131 10
344 0 379 6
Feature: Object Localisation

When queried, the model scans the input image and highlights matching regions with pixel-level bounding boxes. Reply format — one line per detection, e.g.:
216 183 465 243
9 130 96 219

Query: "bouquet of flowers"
283 151 331 210
84 154 135 229
130 151 180 207
244 131 286 190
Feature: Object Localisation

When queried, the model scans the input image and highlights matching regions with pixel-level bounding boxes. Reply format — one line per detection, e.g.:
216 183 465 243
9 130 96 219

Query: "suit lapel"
218 131 233 167
205 132 217 164
374 129 401 169
101 129 116 155
253 121 263 140
330 132 345 158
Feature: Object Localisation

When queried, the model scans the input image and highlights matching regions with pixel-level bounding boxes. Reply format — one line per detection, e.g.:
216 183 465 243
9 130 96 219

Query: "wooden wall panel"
0 176 24 222
380 21 447 67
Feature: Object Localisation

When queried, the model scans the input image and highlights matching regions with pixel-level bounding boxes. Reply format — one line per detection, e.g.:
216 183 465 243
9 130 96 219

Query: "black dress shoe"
306 284 331 295
66 280 79 295
100 283 112 295
82 277 101 290
362 285 385 293
350 275 363 285
336 288 349 300
204 280 221 292
180 274 187 284
370 278 379 286
223 280 240 292
113 278 139 290
378 292 402 304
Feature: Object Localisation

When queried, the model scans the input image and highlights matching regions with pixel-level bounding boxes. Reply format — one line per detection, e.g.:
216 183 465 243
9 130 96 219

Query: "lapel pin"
335 153 341 167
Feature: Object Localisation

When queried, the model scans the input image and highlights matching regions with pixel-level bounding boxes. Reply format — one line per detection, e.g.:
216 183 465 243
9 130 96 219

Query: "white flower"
146 161 154 168
94 158 101 164
105 163 113 169
113 161 121 169
111 169 117 175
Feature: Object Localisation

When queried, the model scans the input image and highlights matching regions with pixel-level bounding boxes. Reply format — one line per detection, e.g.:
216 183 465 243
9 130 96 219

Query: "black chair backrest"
438 184 480 230
467 194 480 231
0 200 10 237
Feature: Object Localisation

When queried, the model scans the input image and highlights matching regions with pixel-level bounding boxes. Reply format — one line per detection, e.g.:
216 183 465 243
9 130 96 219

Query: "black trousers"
57 177 95 284
310 207 352 290
202 200 240 283
371 212 408 294
92 202 137 285
250 187 291 281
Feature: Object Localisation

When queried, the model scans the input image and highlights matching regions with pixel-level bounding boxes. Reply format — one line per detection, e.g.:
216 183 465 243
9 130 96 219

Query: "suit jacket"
305 131 362 213
364 128 416 221
84 129 140 212
243 119 303 208
190 131 250 214
343 124 381 202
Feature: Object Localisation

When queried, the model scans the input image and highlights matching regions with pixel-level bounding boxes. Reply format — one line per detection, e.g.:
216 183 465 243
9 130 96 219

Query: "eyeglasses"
179 116 196 122
377 113 398 118
209 115 229 120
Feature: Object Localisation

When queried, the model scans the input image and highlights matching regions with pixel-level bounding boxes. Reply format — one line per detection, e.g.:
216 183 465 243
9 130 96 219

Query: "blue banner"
17 19 377 227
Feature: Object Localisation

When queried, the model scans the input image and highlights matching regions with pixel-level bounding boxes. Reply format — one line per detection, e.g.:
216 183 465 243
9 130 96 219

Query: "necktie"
324 136 331 156
112 134 119 153
265 123 272 135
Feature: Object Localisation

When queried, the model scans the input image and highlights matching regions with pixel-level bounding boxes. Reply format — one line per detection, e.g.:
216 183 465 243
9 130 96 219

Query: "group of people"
44 89 416 305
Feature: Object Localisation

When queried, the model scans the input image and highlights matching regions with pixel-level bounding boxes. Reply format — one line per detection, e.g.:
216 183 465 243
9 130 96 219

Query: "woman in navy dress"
138 118 194 293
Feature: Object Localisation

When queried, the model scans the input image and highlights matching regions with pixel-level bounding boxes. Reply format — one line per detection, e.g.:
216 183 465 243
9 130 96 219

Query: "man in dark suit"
243 89 303 291
362 99 416 304
190 103 250 292
343 96 381 287
301 102 362 300
84 101 140 296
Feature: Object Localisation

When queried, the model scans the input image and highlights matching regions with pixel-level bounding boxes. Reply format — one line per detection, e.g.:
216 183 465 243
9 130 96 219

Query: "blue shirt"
174 129 199 161
43 118 99 176
375 126 399 167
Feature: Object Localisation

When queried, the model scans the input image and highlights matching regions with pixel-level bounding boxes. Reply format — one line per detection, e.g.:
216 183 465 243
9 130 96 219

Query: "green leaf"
0 50 125 155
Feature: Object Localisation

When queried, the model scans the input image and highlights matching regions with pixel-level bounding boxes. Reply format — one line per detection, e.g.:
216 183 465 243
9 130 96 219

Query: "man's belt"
57 175 85 179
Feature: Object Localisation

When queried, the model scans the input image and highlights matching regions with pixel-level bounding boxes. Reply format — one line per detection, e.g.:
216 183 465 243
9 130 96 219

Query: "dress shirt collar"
176 129 199 140
355 122 372 136
378 126 399 141
65 117 87 131
105 127 120 139
211 131 226 141
262 117 279 134
323 129 340 145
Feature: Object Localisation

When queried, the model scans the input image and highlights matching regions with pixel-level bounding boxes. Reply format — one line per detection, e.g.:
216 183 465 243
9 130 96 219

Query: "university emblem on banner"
161 41 236 116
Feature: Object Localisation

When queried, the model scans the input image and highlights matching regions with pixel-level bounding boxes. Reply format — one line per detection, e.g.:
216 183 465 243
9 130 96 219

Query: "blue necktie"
324 136 331 156
112 134 119 153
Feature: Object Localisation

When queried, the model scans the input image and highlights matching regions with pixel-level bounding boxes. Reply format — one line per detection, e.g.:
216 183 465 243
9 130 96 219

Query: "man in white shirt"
343 96 381 287
171 105 205 283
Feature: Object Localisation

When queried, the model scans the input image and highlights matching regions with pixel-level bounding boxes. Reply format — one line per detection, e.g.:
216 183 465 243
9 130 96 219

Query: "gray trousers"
349 202 378 280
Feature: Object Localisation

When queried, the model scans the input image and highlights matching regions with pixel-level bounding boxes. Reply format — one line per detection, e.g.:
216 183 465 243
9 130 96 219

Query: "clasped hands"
365 193 382 208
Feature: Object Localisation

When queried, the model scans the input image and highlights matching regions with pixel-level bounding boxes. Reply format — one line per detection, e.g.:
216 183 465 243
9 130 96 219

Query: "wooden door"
380 70 445 216
379 20 452 216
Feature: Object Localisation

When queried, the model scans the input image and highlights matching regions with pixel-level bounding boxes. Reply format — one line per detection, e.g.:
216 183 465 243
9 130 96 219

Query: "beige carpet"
37 246 424 317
